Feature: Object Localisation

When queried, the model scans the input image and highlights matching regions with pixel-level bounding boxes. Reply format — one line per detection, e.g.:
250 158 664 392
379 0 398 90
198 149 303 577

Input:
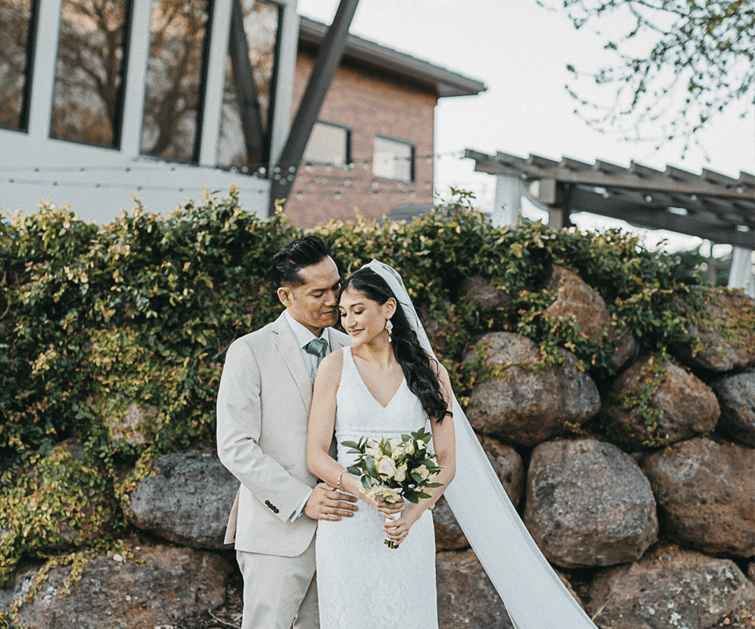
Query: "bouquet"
342 427 442 548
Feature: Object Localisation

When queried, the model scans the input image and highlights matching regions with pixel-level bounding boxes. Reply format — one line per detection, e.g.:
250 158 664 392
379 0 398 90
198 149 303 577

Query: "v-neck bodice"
334 348 428 463
350 350 406 409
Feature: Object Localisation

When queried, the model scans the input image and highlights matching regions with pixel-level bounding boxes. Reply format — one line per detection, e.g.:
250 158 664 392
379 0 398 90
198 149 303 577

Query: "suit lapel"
326 327 350 352
270 313 313 411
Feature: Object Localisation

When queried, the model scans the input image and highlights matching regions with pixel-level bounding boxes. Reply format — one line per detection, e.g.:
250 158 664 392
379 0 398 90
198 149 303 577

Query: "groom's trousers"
236 535 319 629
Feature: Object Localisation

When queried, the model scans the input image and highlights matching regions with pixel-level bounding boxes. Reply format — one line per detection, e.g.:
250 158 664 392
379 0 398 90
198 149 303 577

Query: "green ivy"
0 188 722 588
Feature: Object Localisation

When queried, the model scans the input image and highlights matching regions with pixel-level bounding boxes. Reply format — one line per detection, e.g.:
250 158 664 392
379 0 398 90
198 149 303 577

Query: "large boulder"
459 275 513 311
601 355 720 449
544 265 612 341
543 265 638 372
479 434 525 508
524 439 658 568
642 437 755 557
434 436 524 551
586 542 755 629
124 444 238 549
0 536 233 629
433 497 469 551
712 370 755 447
674 289 755 372
436 549 513 629
464 332 601 446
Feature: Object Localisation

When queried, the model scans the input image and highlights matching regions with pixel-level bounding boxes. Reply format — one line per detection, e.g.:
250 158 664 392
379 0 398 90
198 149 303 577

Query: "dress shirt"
284 310 330 381
284 310 331 521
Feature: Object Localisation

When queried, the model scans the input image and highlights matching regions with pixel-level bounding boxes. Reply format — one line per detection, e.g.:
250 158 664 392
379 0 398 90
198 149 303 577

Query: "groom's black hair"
272 236 332 287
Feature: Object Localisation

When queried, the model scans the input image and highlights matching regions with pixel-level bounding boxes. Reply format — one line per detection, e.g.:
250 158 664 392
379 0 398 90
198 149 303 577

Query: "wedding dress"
316 347 438 629
356 260 598 629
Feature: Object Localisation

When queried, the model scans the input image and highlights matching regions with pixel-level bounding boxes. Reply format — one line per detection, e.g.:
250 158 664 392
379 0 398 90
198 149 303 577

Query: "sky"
297 0 755 255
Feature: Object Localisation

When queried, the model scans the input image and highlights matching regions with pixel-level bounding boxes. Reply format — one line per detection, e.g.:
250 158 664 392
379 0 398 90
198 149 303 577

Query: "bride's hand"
362 494 404 517
383 503 422 546
375 497 404 518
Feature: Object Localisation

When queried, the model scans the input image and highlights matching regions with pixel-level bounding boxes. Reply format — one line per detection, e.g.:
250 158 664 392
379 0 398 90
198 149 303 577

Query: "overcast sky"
297 0 755 253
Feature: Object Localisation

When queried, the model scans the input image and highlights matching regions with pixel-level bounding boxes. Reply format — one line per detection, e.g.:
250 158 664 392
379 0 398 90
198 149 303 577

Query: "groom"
217 236 356 629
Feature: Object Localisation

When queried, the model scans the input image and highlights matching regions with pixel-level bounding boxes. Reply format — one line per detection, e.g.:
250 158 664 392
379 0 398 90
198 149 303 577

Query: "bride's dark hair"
339 268 450 423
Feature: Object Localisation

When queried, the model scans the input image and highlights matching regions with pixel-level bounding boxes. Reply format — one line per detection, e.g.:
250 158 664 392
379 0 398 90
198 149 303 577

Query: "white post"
493 174 523 227
27 0 63 142
120 1 153 158
199 2 233 167
728 247 755 298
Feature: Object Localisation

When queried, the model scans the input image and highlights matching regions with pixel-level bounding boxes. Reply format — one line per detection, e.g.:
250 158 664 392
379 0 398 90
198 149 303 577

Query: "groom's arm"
217 337 312 523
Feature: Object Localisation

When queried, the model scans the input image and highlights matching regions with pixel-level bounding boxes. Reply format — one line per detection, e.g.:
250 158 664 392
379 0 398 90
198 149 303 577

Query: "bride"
307 261 597 629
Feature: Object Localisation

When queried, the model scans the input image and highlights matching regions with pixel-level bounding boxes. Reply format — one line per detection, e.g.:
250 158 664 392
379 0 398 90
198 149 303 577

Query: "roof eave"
298 16 486 98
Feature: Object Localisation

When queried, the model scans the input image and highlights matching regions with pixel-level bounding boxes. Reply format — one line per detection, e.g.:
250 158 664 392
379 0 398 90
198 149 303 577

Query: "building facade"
285 17 483 226
0 1 483 226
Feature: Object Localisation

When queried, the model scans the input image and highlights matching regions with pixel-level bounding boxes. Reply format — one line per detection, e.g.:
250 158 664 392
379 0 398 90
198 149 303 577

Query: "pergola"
465 149 755 292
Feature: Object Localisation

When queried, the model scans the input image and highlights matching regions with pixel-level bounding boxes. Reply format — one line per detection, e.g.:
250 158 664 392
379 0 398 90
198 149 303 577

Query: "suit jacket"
216 312 351 556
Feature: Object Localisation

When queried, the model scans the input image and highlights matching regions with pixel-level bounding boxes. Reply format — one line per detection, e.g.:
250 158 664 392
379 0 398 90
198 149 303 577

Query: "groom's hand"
304 483 358 521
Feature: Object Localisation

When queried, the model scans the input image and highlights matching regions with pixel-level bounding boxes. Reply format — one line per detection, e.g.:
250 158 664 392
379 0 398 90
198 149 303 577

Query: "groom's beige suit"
217 312 350 628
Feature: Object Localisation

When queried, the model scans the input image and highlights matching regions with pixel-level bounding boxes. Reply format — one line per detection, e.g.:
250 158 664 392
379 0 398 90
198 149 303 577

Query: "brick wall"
281 48 437 227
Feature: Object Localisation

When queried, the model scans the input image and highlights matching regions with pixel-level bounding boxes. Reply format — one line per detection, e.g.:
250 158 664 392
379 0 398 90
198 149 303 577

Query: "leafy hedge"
0 188 712 590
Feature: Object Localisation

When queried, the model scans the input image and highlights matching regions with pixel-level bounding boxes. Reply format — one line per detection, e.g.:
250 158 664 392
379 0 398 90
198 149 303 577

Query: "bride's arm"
304 351 358 521
306 352 367 502
385 361 456 545
307 352 400 515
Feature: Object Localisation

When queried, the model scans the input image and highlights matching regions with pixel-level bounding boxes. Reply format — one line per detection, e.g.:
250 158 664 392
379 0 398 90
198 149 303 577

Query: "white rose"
417 440 427 450
404 441 415 455
366 445 381 459
391 446 405 459
364 485 401 504
415 464 430 481
377 456 398 479
395 463 407 482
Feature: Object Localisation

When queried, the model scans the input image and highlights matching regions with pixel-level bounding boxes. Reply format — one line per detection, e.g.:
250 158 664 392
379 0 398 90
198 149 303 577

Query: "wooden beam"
271 0 359 210
228 0 265 165
569 187 755 249
466 150 754 200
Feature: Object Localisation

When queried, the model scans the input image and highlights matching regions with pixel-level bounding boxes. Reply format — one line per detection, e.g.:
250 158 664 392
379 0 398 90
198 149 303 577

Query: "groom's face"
278 256 341 335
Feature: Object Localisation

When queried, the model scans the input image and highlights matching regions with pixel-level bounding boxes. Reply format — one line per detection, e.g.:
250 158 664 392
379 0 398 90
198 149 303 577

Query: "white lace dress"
315 347 438 629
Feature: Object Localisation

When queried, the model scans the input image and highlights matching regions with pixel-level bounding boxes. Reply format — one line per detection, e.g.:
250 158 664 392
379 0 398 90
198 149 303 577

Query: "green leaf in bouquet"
423 482 443 489
365 456 377 477
342 440 361 450
346 465 360 475
403 489 421 504
361 476 375 490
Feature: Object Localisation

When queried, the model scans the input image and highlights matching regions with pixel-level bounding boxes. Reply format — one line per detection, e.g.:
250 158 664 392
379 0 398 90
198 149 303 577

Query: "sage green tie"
305 338 329 369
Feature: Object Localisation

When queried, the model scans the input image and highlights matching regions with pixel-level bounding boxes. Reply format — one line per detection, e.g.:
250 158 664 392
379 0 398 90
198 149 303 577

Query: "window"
0 0 36 131
302 121 351 168
217 0 280 168
50 0 130 146
140 0 210 162
373 135 414 182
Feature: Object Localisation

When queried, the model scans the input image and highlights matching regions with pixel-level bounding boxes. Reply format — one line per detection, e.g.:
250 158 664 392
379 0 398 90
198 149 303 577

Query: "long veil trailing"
364 260 598 629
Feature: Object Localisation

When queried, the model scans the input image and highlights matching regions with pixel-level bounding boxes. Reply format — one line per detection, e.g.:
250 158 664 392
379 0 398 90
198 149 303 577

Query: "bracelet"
336 471 345 492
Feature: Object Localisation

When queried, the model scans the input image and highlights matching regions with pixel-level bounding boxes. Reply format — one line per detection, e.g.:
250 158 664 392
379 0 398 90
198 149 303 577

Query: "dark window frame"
47 0 134 149
303 119 352 168
372 133 415 182
0 0 41 133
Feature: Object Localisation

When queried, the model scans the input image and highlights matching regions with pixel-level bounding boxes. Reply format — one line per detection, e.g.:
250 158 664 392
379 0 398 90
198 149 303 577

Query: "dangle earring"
385 318 393 342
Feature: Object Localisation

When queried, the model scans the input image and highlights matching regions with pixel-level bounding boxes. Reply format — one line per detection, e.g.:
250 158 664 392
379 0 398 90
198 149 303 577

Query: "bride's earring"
385 319 393 342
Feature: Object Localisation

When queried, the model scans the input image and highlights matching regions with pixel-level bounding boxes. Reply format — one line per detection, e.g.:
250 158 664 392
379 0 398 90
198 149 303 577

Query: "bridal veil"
364 260 597 629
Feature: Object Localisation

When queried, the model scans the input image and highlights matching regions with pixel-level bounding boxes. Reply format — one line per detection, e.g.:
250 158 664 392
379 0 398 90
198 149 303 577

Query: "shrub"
0 188 711 586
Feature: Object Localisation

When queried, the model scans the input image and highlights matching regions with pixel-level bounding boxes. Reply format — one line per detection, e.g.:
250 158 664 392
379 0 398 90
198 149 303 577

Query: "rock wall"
4 268 755 629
